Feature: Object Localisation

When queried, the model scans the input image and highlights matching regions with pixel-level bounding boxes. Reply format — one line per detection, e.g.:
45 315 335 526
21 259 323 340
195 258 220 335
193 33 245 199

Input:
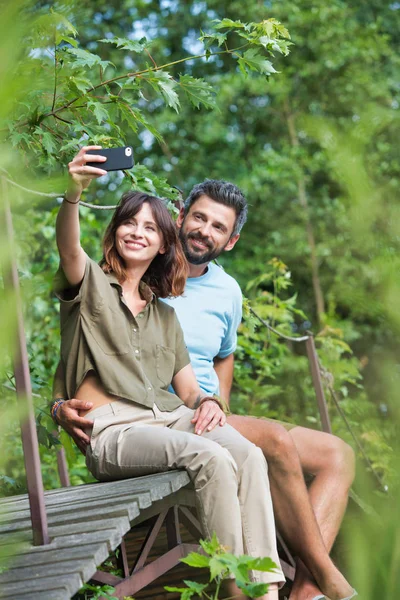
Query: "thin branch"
1 174 118 209
53 114 72 125
1 176 60 197
51 37 57 112
42 123 63 140
249 306 310 343
145 48 158 68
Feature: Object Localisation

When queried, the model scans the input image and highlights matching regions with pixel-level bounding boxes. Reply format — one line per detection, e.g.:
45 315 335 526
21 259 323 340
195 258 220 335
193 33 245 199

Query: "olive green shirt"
54 255 190 411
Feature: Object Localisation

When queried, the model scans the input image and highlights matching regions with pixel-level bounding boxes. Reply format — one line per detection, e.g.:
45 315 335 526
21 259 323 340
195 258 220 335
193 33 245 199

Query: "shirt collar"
105 272 155 304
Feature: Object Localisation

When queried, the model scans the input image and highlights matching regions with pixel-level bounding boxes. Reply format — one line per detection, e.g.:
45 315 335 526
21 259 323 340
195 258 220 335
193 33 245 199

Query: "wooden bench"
0 470 202 600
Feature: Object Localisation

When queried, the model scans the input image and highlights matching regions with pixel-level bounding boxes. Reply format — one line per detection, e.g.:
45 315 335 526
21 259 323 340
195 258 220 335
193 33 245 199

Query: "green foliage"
74 582 120 599
0 1 290 497
165 532 277 599
1 1 399 597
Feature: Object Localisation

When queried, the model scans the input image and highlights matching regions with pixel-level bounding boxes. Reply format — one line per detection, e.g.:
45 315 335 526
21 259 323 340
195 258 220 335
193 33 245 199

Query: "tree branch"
20 45 249 128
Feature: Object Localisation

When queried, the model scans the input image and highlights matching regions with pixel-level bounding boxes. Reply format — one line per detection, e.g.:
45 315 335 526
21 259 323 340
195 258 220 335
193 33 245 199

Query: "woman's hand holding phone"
66 146 107 201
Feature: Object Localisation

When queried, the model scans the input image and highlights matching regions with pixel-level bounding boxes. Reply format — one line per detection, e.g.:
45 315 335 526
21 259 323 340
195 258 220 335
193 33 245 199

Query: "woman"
54 146 285 599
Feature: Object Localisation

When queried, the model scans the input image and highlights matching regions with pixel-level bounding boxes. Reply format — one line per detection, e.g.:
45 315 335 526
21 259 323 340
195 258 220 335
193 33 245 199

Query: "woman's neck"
121 265 147 293
120 267 149 317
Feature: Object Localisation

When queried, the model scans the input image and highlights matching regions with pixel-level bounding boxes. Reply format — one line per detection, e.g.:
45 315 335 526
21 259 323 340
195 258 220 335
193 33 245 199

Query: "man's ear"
224 233 240 252
176 208 185 229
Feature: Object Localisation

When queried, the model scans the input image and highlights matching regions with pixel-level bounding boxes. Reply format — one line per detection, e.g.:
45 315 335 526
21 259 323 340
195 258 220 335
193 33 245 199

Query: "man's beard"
179 230 223 265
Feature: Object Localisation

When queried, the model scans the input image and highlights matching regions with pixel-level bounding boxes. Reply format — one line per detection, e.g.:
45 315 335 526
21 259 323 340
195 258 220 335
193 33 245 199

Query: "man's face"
177 195 240 265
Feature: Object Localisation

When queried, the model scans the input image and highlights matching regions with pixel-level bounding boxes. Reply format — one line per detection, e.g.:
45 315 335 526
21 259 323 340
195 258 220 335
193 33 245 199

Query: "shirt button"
138 314 143 319
134 350 139 354
133 328 137 333
148 387 152 391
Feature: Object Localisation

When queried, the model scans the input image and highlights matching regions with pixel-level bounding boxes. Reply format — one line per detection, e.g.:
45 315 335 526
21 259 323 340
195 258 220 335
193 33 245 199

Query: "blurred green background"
0 0 399 597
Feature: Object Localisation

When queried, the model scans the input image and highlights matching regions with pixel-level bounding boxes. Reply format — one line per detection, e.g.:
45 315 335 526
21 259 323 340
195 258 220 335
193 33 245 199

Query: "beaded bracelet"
50 398 65 424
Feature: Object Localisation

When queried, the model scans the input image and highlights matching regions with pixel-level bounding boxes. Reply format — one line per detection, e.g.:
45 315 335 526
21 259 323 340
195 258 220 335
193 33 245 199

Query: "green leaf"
34 12 77 47
237 581 269 598
57 35 78 48
99 37 148 53
183 580 208 594
142 70 180 112
214 18 251 31
257 36 292 56
237 49 277 76
87 100 110 125
181 551 210 569
179 75 216 110
68 75 93 95
8 130 31 148
131 164 178 201
66 47 110 70
244 556 278 572
257 18 291 40
199 30 227 49
40 131 57 155
199 531 221 555
164 587 195 600
115 97 163 142
208 557 226 580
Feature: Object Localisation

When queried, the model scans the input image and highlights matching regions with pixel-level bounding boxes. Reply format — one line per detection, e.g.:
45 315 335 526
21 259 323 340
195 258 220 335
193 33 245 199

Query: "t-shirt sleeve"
172 311 191 375
217 283 243 359
54 254 100 307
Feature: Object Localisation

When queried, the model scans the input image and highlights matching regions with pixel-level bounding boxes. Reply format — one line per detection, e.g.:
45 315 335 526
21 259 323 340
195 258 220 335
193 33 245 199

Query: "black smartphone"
86 146 134 171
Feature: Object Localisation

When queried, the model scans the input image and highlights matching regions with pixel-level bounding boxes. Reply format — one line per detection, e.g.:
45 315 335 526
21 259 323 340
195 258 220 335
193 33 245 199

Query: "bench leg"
95 504 200 599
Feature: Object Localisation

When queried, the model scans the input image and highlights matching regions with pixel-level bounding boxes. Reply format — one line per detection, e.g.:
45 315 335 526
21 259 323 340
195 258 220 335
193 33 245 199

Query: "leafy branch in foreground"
5 7 290 199
165 532 278 599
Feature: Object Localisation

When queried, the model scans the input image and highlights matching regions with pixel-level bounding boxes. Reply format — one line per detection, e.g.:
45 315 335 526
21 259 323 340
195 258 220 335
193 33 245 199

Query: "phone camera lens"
125 147 132 156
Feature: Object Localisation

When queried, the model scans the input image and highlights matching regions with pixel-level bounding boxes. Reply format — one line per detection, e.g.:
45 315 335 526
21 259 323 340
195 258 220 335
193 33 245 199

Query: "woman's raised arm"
56 145 107 286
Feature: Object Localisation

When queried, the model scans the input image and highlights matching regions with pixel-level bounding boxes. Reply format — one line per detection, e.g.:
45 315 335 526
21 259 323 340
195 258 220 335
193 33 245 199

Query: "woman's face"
115 203 165 267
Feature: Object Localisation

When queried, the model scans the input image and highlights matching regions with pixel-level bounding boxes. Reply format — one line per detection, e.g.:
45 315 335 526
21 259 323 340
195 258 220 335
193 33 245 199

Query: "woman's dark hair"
101 191 188 297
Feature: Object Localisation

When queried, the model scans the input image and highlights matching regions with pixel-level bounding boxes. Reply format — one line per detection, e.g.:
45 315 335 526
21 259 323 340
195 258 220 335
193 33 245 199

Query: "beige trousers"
85 399 285 586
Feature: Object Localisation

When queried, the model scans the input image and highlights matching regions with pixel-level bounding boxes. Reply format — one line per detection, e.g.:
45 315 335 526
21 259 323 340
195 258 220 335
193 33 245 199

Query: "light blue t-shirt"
162 262 242 395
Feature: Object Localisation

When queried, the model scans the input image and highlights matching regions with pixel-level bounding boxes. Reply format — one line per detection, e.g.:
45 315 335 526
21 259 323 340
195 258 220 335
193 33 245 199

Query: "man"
53 180 356 600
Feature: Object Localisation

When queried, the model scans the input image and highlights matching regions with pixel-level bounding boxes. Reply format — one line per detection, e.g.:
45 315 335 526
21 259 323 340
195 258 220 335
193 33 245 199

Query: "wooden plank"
0 502 140 535
48 515 131 539
3 542 109 570
5 591 68 600
1 492 153 523
0 557 98 584
0 573 82 598
0 529 120 558
0 471 190 509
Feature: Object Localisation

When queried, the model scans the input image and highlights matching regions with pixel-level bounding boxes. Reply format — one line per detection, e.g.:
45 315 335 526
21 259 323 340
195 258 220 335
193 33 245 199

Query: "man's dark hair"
183 179 248 236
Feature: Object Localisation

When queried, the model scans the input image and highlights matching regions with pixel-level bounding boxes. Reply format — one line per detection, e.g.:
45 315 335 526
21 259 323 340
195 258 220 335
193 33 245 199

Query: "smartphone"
86 146 134 171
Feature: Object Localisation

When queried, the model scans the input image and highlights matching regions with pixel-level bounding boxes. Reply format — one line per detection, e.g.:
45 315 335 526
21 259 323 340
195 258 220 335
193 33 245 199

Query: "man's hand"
191 400 226 435
56 399 94 455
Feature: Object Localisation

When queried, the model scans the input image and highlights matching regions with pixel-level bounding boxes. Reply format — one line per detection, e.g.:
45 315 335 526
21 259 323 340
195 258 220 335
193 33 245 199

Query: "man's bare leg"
289 426 355 600
227 415 355 600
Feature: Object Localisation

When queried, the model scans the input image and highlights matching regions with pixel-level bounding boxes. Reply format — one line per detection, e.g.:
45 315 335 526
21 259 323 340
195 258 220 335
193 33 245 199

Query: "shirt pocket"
88 301 131 356
156 344 176 387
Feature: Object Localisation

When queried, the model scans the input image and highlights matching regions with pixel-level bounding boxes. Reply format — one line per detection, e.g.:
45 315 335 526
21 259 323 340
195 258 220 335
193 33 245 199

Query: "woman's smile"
124 239 146 250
